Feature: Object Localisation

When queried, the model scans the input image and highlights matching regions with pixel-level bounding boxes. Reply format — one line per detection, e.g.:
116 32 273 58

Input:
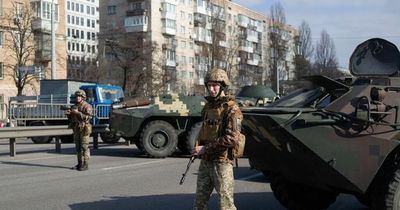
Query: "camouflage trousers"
193 160 236 210
73 131 90 163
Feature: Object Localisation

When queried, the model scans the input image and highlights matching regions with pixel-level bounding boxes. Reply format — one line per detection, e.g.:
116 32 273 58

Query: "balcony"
247 59 259 66
32 18 57 32
165 59 176 67
239 45 254 53
161 11 176 20
36 49 51 62
194 5 207 15
126 9 146 17
124 16 148 32
162 27 176 36
162 41 177 50
246 34 258 43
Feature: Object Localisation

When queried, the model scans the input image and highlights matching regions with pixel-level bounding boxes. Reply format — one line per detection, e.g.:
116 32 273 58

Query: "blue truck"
8 80 124 144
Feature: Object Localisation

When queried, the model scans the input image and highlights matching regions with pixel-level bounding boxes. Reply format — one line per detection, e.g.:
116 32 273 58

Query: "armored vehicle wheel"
270 174 338 210
139 120 178 158
100 132 121 144
369 165 400 209
185 122 202 154
30 122 52 144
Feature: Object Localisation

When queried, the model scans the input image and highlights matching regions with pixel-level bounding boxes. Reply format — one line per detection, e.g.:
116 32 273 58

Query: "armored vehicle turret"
242 38 400 209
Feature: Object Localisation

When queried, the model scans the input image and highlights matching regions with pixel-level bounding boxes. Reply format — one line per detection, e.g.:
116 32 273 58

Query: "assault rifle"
60 105 77 111
179 156 196 185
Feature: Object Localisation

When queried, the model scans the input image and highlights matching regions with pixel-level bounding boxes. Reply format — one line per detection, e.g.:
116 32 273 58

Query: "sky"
233 0 400 69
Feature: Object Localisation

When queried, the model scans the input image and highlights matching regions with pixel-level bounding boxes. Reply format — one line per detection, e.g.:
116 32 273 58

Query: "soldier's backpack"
225 101 246 163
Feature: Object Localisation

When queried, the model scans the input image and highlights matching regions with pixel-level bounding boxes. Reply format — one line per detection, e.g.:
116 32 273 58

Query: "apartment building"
0 0 66 105
65 0 99 79
99 0 297 95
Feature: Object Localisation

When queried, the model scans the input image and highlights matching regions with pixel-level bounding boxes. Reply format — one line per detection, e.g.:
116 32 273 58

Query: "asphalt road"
0 138 368 210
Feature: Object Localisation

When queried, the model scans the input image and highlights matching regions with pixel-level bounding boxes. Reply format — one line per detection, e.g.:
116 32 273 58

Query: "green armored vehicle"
242 38 400 209
236 85 278 106
109 95 206 158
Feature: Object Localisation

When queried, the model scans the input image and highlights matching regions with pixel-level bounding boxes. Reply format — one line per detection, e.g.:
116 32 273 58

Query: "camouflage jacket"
197 96 243 164
68 101 93 133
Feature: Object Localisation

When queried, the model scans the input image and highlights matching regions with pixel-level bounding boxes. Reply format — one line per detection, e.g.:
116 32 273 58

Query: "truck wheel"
184 122 202 154
139 120 178 158
270 173 338 210
100 132 121 144
30 122 52 144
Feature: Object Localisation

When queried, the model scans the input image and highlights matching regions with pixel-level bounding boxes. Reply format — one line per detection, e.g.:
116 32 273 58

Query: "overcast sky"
233 0 400 69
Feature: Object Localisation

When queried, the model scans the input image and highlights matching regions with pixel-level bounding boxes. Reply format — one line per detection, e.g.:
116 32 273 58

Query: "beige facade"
100 0 297 95
0 0 67 105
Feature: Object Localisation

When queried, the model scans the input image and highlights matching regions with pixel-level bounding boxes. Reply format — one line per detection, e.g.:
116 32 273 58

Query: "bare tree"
99 29 163 96
314 29 340 78
268 2 288 94
294 20 313 80
193 0 241 91
2 2 39 96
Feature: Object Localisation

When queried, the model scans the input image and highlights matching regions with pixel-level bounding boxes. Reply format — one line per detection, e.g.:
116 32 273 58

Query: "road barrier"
0 125 107 157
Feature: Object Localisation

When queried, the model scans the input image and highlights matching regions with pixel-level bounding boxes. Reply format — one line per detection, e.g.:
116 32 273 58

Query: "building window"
86 5 90 14
180 26 185 34
87 32 90 40
81 17 84 26
87 19 90 27
67 1 70 10
67 28 70 37
80 4 84 13
81 30 84 39
91 20 95 28
91 7 95 15
107 5 116 15
91 32 95 40
92 45 95 53
81 44 85 52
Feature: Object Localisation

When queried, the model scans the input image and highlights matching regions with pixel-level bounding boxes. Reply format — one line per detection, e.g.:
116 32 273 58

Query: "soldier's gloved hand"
192 146 204 156
70 108 79 114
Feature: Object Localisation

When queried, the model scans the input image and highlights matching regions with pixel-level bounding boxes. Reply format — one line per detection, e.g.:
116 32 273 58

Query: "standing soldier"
66 90 93 171
192 68 243 210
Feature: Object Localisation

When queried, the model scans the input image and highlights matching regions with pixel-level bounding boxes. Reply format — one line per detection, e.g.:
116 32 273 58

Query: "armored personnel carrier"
241 38 400 209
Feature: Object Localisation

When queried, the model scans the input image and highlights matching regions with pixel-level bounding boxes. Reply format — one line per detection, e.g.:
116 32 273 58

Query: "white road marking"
101 160 165 171
237 172 263 181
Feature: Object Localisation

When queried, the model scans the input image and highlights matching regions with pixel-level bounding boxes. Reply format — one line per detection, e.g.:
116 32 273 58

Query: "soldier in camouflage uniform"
192 68 243 210
66 90 93 171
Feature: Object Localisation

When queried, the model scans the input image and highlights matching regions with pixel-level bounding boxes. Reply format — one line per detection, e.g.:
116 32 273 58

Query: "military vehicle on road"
108 85 277 158
241 38 400 209
109 95 205 158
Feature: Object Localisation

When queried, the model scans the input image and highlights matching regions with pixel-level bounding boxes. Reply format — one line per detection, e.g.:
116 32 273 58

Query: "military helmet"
205 68 231 87
75 90 86 99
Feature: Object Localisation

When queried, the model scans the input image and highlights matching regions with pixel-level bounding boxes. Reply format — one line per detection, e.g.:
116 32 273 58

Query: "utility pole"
51 0 56 79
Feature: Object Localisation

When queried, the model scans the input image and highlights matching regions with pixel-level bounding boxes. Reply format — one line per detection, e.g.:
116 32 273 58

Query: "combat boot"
79 162 88 171
71 159 82 170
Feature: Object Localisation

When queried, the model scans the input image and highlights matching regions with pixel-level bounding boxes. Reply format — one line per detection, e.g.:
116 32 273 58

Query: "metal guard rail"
0 125 107 157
